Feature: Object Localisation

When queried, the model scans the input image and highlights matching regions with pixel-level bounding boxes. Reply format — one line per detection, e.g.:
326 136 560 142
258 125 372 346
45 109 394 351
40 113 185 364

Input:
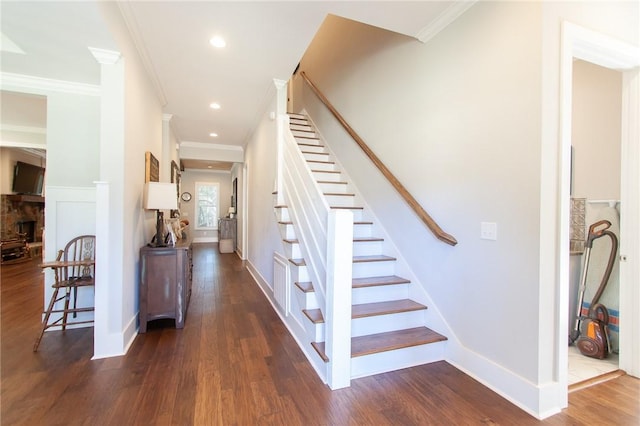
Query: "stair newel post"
274 79 288 206
325 209 353 389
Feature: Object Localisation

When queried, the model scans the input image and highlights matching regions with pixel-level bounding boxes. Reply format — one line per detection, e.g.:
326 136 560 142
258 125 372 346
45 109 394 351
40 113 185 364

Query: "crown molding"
416 1 477 43
116 1 168 106
0 72 100 96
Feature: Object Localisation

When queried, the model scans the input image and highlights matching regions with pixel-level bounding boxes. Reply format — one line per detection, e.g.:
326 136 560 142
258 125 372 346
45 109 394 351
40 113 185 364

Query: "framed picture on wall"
170 160 180 218
145 152 159 182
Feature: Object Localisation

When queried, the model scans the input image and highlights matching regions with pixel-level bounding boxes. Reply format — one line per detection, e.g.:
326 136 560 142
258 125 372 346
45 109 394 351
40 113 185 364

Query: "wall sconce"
144 182 177 247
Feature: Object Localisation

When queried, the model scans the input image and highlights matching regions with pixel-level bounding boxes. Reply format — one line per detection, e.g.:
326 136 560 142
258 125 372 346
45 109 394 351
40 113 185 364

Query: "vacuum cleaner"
569 219 618 359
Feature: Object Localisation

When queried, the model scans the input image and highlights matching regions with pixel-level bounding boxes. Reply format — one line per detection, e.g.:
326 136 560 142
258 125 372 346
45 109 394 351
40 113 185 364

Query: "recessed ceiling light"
207 165 213 169
209 132 218 137
209 102 221 110
209 36 226 48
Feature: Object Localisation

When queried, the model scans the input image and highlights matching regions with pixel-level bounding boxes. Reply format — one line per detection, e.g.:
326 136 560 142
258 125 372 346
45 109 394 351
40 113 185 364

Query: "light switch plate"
481 222 497 240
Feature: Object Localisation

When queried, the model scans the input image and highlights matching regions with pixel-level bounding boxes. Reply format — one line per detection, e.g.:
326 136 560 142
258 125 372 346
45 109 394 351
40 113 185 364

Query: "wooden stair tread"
352 275 411 288
274 205 287 209
317 180 348 185
285 237 380 244
304 299 426 324
301 151 329 155
294 135 320 140
294 281 314 293
353 255 396 263
311 170 341 174
298 142 325 148
353 237 383 243
312 327 447 361
289 258 305 267
353 299 426 318
352 327 447 357
324 193 355 197
303 309 324 324
278 221 293 225
294 276 409 294
330 206 363 210
307 159 335 164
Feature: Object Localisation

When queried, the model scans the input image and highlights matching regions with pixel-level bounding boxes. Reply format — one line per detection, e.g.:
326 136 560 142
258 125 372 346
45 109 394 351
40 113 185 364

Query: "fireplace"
18 220 36 243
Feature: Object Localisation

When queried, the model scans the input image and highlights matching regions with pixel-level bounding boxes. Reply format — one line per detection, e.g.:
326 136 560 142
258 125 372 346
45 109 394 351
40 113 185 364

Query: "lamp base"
148 210 167 248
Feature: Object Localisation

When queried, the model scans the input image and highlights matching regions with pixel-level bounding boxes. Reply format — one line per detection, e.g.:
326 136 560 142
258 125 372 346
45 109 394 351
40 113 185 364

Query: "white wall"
299 0 542 380
244 94 285 286
572 60 622 200
179 169 232 241
46 92 100 187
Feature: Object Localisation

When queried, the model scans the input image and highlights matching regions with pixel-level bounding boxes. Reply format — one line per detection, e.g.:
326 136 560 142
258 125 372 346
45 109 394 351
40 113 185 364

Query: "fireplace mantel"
5 194 45 204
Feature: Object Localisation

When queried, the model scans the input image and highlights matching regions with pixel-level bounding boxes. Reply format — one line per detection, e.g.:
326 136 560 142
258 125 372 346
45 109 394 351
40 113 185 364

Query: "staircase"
274 112 447 381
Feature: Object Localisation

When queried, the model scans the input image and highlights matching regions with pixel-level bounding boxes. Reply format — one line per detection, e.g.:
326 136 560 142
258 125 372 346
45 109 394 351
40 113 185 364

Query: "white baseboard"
447 345 563 420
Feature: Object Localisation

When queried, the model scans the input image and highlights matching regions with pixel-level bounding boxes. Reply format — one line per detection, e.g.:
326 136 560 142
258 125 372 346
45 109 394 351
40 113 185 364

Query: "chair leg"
33 287 60 352
62 288 71 332
73 286 78 318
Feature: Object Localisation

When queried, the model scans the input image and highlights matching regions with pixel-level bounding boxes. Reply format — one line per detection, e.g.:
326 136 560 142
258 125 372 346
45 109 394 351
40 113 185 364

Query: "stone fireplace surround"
1 194 45 243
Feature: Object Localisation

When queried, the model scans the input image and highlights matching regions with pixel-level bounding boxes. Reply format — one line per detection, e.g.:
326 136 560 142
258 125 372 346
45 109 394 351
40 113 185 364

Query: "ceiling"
1 1 466 170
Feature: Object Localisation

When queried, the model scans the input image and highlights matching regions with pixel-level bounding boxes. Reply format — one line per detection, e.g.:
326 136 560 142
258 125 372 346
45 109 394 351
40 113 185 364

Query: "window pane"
195 183 219 229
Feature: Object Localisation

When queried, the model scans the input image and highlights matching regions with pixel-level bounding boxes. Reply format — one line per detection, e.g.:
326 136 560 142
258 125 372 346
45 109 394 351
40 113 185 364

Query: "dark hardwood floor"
2 244 638 425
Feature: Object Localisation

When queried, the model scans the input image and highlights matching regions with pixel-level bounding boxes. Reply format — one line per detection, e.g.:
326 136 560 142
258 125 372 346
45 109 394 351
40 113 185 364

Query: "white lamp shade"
144 182 178 210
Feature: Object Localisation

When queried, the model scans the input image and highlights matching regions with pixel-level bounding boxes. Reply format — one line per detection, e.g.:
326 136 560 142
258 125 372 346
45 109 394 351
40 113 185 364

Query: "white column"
325 209 353 389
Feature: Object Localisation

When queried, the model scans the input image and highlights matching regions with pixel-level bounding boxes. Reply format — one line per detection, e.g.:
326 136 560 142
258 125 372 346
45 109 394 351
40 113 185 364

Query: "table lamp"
144 182 177 247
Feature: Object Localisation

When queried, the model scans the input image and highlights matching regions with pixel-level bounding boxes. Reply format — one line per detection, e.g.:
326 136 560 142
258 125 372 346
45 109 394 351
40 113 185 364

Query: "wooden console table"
139 239 193 332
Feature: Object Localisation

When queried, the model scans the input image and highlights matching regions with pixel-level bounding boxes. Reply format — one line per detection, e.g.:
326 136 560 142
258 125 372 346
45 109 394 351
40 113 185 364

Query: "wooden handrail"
300 71 457 246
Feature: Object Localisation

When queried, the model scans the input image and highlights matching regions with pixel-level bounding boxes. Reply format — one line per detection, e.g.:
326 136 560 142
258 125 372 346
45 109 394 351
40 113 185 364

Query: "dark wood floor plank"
2 245 639 425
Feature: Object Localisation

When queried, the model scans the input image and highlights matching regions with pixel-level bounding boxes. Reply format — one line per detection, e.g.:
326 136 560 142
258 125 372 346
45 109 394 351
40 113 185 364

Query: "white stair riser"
276 208 290 222
352 260 395 278
307 161 336 172
312 171 342 182
350 341 446 379
304 320 324 342
352 223 373 238
286 243 302 259
295 137 322 146
351 310 427 338
325 194 356 207
302 152 330 162
292 130 317 138
351 283 409 304
318 182 349 193
290 124 313 132
294 286 318 310
279 223 296 239
352 240 383 256
290 264 309 283
298 144 326 154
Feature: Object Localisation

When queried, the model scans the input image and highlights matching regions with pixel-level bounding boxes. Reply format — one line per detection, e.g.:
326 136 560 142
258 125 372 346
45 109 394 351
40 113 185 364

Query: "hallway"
1 244 638 424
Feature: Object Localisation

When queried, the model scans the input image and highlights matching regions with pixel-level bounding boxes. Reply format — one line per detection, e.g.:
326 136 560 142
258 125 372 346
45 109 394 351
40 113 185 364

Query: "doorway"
568 60 622 384
559 22 640 390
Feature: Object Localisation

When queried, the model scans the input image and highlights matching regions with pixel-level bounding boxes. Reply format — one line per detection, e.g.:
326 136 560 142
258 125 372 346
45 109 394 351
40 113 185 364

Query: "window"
195 182 219 230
